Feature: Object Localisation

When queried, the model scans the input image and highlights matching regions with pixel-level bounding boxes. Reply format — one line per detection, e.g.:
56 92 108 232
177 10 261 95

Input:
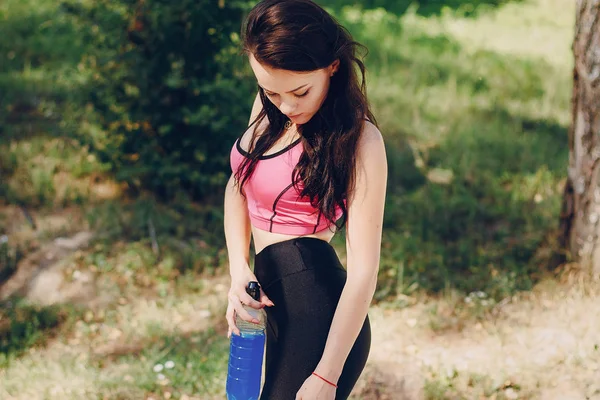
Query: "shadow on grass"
0 3 111 207
0 296 77 367
0 0 90 140
319 0 525 18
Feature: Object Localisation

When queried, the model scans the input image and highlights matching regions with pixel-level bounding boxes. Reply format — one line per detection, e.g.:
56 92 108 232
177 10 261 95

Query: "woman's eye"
264 90 308 98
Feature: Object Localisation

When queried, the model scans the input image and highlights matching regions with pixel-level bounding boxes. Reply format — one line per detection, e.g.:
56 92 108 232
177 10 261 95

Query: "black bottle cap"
246 281 261 301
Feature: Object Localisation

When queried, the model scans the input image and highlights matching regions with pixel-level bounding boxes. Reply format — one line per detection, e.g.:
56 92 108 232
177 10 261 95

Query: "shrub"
66 0 255 200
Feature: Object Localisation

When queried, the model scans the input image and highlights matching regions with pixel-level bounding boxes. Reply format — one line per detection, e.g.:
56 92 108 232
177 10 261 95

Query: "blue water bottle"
226 281 266 400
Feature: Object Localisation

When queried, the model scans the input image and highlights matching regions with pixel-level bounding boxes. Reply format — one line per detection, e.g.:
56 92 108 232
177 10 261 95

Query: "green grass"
98 328 230 398
0 0 105 207
321 0 526 18
0 238 22 283
329 0 573 298
0 229 229 398
0 298 78 368
0 318 230 399
0 136 110 207
85 196 227 276
0 0 574 297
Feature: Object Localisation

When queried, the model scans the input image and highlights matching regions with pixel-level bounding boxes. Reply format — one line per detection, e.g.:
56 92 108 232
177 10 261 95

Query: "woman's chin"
291 114 313 125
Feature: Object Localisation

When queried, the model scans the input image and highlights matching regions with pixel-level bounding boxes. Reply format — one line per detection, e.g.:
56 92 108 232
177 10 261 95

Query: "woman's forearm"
313 274 378 382
224 174 252 278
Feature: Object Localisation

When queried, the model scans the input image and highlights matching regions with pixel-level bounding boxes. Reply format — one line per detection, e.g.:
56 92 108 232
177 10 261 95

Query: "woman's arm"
224 173 252 277
225 92 277 338
224 91 262 278
313 122 388 382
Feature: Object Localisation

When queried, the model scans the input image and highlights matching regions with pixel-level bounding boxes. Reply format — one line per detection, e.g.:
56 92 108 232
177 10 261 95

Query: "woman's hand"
295 373 337 400
225 267 274 338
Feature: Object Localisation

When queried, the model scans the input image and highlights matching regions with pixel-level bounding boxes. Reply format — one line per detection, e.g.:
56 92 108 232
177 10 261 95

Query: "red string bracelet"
312 372 338 388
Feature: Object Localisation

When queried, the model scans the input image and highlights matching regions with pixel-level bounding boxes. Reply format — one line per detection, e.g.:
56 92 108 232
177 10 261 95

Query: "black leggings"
254 237 371 400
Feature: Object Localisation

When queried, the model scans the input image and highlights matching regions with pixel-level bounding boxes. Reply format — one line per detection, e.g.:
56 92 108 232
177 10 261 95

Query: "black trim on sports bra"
268 182 296 232
236 137 302 160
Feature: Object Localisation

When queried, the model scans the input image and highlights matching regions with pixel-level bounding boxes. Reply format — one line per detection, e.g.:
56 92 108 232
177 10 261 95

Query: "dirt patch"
351 278 600 399
0 231 95 304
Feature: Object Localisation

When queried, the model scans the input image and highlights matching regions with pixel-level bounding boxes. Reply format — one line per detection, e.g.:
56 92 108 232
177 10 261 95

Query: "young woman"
224 1 387 399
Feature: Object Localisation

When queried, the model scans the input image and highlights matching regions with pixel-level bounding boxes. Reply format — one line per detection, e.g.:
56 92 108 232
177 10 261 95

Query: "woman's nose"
279 100 297 116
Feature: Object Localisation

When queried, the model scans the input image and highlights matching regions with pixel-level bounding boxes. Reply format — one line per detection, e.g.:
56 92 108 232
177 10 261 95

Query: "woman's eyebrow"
260 84 309 94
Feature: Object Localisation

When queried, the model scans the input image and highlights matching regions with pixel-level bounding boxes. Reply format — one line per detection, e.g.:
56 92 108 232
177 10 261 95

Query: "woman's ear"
329 59 340 76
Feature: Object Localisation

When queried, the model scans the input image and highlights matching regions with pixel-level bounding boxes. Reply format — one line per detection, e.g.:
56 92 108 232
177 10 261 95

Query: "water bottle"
226 281 266 400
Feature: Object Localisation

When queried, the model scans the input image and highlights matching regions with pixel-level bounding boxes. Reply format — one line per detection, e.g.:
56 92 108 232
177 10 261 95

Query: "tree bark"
560 0 600 275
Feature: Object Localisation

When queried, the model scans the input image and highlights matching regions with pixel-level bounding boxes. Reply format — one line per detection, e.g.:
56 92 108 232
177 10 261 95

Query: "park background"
1 0 598 398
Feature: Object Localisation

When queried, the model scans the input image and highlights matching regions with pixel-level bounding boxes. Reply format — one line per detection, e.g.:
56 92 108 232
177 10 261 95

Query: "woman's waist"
252 224 335 255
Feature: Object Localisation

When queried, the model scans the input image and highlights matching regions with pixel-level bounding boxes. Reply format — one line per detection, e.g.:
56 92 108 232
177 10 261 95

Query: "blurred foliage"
108 327 229 396
0 237 22 284
0 136 104 207
0 0 108 206
63 0 255 200
0 0 90 138
86 195 226 275
0 298 70 367
318 0 524 17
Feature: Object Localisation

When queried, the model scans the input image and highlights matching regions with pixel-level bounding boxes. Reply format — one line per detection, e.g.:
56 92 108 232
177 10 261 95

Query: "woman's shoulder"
238 114 269 151
235 92 267 149
354 119 386 171
359 119 384 149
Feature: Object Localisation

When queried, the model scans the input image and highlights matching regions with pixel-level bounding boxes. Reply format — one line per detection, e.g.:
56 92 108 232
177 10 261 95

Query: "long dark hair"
236 0 377 230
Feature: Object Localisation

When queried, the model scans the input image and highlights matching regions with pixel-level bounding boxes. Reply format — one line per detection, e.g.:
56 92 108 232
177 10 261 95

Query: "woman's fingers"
260 288 275 307
234 300 260 323
225 304 240 337
225 280 272 339
239 291 264 309
231 279 264 309
228 292 258 322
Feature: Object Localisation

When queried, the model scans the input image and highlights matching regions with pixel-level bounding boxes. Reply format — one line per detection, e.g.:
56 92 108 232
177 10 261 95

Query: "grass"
0 298 77 368
321 0 527 18
334 0 573 297
0 0 573 296
0 212 230 397
0 0 102 208
0 247 230 399
0 0 580 398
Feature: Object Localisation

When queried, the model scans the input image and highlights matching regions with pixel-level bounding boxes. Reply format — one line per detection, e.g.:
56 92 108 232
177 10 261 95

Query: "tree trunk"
560 0 600 274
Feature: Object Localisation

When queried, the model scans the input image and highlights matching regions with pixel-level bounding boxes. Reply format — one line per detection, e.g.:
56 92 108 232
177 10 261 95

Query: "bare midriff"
252 225 336 256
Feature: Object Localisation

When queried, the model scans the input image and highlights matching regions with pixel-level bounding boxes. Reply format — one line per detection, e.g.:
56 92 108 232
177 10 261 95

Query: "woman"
224 1 387 399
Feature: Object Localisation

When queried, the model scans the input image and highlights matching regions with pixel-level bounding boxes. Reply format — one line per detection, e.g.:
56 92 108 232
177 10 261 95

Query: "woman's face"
249 53 339 125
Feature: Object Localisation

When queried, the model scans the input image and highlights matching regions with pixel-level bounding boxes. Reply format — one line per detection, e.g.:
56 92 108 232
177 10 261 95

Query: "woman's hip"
254 237 348 315
254 236 346 289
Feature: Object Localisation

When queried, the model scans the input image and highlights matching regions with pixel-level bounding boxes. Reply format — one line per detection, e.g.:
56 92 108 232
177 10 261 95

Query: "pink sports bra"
230 134 343 235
